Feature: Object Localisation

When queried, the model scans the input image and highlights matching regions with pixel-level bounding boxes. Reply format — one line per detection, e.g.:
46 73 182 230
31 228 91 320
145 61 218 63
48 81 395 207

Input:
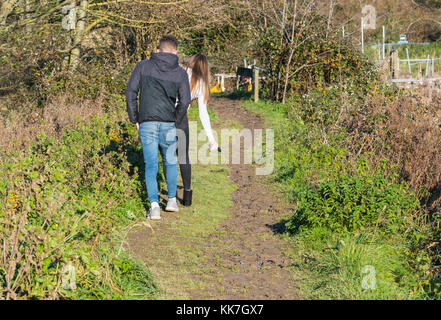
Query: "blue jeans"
138 121 177 204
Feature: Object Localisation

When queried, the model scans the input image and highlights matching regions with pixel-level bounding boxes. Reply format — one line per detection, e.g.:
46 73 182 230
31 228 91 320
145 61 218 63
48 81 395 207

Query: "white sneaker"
148 206 161 220
165 197 179 212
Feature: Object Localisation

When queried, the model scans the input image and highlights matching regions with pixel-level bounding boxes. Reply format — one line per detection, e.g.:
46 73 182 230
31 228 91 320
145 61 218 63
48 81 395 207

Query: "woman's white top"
186 68 216 144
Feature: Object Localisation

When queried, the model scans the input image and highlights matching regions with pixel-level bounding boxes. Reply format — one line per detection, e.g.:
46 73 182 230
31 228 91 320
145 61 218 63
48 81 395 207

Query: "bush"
253 15 377 101
286 168 420 235
0 107 157 299
342 88 441 211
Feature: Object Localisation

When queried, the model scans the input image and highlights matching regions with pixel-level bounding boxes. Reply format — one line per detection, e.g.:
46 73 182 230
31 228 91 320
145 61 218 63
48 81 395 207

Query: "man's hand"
136 122 140 131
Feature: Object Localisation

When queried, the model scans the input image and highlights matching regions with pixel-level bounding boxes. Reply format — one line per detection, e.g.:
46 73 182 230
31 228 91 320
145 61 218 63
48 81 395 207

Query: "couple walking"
126 35 218 220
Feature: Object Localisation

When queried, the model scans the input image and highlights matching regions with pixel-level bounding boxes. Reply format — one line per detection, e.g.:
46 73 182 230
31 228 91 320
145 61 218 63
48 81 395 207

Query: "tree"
0 0 21 25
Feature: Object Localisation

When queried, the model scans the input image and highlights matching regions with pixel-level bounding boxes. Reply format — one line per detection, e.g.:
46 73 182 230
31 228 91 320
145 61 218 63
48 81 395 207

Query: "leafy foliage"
253 14 376 100
0 105 158 299
286 168 419 235
243 75 440 298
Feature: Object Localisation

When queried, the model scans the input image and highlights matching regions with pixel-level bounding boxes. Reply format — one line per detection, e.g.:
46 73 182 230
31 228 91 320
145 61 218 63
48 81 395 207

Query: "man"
126 35 191 220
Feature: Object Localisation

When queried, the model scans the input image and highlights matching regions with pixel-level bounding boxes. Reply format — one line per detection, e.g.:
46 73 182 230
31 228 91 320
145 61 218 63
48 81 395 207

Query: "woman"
177 54 219 207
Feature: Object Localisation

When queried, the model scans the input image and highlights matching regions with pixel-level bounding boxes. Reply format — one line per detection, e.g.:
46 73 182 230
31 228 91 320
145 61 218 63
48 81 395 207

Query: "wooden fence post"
254 68 259 103
236 67 240 90
391 50 399 79
377 43 381 61
426 55 430 77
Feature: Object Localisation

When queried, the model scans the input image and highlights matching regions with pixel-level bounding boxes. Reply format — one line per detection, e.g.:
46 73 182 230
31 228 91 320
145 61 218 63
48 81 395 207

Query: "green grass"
135 162 235 299
127 99 239 299
366 42 441 60
284 228 421 299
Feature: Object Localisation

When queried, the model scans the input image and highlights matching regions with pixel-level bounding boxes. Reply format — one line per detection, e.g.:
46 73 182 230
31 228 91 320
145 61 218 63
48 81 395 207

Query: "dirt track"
188 97 298 299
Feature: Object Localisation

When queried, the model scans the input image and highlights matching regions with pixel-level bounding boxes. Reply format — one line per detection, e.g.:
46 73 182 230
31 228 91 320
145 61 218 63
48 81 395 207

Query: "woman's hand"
209 141 219 152
136 122 140 131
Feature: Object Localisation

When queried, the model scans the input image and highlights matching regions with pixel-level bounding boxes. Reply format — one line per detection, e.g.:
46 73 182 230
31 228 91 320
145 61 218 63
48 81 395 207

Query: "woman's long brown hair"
183 54 210 103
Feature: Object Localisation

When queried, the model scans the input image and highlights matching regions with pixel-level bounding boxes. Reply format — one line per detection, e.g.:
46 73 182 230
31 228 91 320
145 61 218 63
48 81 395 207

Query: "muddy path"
127 96 299 299
189 97 298 299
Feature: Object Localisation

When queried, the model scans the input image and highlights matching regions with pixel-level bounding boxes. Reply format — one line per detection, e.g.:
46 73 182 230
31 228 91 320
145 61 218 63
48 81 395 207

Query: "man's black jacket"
126 52 191 125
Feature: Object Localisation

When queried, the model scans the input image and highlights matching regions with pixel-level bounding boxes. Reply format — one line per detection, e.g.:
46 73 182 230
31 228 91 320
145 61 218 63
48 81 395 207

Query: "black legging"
176 114 191 191
163 114 191 191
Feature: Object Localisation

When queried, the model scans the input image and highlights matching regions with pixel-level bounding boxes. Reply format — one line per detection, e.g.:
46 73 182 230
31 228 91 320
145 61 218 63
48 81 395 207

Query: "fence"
371 46 441 84
396 55 441 78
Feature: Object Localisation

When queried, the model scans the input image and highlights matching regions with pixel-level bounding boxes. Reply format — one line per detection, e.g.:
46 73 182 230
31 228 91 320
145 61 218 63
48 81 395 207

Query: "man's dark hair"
158 35 178 52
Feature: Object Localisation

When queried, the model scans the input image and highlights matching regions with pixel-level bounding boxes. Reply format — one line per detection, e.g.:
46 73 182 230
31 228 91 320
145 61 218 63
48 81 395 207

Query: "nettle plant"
286 160 420 235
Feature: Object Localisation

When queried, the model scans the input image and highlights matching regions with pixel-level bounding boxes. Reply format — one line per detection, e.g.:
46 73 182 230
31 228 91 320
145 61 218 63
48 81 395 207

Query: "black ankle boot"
183 189 193 206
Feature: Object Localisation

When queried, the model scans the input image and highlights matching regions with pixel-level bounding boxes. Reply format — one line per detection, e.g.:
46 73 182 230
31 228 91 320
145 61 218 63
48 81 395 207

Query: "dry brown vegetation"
0 93 105 152
343 85 441 210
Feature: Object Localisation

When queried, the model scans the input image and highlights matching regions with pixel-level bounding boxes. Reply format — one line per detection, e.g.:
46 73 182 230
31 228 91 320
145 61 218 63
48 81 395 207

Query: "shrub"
0 109 157 299
253 16 377 101
286 169 420 235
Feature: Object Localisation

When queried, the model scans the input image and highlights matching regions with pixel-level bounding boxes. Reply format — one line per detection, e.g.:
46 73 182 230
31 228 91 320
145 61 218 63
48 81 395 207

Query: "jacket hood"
150 52 179 72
